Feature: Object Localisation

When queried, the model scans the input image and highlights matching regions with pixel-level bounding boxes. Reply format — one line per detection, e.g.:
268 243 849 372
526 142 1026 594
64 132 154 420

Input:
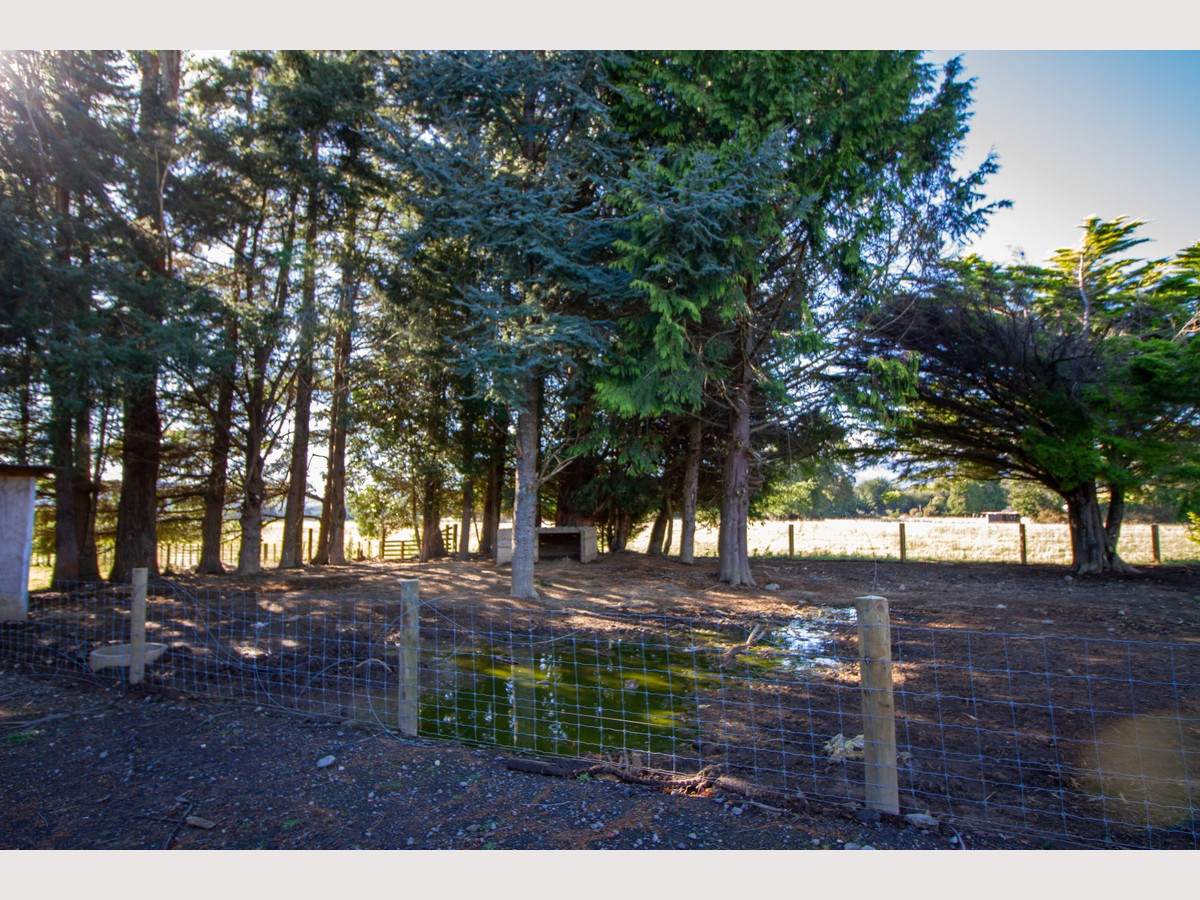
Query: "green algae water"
418 639 724 757
342 613 853 756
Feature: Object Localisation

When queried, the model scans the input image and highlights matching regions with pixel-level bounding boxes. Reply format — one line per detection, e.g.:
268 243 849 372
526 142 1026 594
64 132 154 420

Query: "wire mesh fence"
1 578 1196 849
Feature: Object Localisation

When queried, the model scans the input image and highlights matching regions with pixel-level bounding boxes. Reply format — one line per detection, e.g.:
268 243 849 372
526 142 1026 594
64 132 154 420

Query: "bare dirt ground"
2 553 1198 851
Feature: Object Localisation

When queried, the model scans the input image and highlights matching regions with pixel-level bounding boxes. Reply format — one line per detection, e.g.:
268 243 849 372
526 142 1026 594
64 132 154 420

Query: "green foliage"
385 51 634 407
941 479 1008 516
845 220 1200 568
346 481 410 540
752 457 858 519
1005 481 1067 522
854 477 894 517
3 51 1059 577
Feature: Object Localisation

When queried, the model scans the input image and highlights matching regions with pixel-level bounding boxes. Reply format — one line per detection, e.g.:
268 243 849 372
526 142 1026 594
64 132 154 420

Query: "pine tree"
604 51 997 585
384 51 633 598
846 221 1200 573
0 51 132 583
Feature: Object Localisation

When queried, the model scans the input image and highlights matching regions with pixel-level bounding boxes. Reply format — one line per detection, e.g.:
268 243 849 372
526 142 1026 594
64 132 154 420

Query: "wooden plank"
130 568 148 686
856 594 899 815
397 578 420 737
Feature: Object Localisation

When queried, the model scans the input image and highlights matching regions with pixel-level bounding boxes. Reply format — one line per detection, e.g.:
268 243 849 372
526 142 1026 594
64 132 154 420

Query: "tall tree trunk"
112 49 181 582
236 192 298 575
410 484 421 552
511 370 540 599
112 387 161 581
198 314 237 574
679 417 702 565
1064 480 1134 575
459 477 474 558
314 212 358 567
455 398 478 558
236 347 271 576
647 497 669 557
481 407 508 558
81 403 109 579
718 338 756 587
280 152 320 569
16 339 33 465
611 511 633 551
1103 483 1136 573
419 472 447 562
534 373 545 527
236 427 266 576
72 399 99 581
49 391 80 586
49 181 80 586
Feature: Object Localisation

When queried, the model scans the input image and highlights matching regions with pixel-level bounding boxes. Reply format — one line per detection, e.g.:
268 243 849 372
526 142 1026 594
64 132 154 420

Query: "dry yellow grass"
27 516 1196 591
628 517 1199 566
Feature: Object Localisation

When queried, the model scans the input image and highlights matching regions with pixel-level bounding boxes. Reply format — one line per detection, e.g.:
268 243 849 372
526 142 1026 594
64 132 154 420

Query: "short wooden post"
1019 523 1028 565
130 567 148 686
307 528 313 563
788 523 795 559
898 522 907 563
1152 524 1162 564
856 594 899 815
397 578 420 737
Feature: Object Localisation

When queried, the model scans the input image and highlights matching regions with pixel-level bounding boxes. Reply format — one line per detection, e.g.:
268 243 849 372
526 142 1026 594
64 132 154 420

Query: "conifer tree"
384 51 632 598
0 50 132 583
847 220 1200 573
604 51 996 585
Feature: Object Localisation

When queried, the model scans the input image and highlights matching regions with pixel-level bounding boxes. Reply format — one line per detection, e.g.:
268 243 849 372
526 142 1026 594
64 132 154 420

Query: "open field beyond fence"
28 519 1199 592
631 518 1198 566
4 564 1197 850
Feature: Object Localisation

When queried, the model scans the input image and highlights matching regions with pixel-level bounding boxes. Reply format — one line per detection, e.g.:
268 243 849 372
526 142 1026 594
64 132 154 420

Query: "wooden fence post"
898 523 907 563
307 528 313 563
1019 523 1028 565
397 578 420 737
1152 524 1162 564
130 567 148 686
856 594 899 815
788 523 795 559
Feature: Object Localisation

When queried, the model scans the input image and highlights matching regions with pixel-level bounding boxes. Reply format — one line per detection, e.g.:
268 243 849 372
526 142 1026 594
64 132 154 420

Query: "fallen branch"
503 757 576 778
719 624 766 668
581 763 722 792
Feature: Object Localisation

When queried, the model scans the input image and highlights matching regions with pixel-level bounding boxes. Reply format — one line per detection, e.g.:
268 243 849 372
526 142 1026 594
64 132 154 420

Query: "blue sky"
933 50 1200 265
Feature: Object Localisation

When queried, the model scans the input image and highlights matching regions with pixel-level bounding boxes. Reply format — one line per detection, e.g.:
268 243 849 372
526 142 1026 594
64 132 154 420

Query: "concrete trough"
88 642 169 673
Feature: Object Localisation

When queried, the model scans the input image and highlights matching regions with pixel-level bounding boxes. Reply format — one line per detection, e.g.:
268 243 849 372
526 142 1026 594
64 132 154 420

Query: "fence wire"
1 580 1196 849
